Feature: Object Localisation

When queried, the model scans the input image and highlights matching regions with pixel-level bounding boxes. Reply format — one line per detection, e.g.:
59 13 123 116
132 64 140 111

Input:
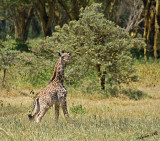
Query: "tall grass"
0 96 160 140
1 61 160 140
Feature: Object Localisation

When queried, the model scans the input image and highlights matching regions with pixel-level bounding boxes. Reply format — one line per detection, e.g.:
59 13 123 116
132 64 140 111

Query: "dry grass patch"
0 62 160 140
0 95 160 140
133 62 160 99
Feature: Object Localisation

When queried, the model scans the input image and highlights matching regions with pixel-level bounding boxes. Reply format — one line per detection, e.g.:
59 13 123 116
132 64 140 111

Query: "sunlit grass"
0 62 160 140
0 95 160 141
133 62 160 99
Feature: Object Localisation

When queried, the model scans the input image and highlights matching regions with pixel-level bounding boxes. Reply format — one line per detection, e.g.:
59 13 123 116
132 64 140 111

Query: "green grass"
1 61 160 140
0 96 160 141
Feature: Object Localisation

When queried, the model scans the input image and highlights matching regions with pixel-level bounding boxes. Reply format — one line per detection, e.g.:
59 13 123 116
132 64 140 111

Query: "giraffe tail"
28 98 39 120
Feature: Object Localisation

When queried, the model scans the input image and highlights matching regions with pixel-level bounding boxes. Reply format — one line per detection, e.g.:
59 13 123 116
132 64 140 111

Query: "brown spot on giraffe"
28 51 72 123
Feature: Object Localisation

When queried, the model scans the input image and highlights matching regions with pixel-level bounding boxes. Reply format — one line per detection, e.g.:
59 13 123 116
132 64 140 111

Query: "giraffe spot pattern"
29 52 72 123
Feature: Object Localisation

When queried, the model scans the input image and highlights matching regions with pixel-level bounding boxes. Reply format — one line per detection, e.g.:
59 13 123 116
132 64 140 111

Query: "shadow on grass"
0 101 28 117
122 89 151 100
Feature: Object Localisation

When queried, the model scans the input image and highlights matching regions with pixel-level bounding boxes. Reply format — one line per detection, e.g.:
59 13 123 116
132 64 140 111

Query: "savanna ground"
0 62 160 141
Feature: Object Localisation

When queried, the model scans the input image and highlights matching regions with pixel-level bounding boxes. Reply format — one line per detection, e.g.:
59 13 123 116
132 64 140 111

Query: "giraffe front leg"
55 102 60 122
61 99 69 120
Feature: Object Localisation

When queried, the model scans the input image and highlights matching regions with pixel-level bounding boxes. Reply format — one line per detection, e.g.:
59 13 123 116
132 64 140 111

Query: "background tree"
58 0 89 20
0 36 20 86
0 0 159 60
33 0 55 37
125 0 144 36
142 0 160 60
36 3 145 92
0 0 34 42
153 0 160 59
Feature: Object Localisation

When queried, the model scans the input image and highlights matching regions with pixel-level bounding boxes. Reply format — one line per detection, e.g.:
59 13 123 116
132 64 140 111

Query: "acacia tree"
0 0 34 42
33 0 85 37
0 36 52 87
37 3 145 91
124 0 160 60
0 36 20 86
125 0 144 36
95 0 122 22
153 0 160 59
58 0 89 20
33 0 55 37
142 0 160 60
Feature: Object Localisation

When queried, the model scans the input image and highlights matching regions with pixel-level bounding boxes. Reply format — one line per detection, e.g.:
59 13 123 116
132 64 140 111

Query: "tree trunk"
23 7 34 41
15 24 19 40
36 0 54 37
96 64 105 90
153 0 160 59
14 6 34 42
2 69 6 86
142 0 160 60
58 0 89 21
58 0 78 20
143 0 151 61
101 71 106 90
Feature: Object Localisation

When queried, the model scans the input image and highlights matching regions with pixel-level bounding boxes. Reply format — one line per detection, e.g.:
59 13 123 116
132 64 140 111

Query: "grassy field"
0 62 160 141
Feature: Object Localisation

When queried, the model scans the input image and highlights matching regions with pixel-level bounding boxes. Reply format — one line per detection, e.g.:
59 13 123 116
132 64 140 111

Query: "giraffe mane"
49 58 60 83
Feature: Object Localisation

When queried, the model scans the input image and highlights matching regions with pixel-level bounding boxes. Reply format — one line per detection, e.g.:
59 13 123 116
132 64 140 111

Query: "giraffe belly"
38 92 58 108
50 92 58 104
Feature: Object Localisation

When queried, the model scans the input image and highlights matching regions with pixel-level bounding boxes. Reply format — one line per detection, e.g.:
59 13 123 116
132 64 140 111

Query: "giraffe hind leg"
35 107 49 123
28 98 40 121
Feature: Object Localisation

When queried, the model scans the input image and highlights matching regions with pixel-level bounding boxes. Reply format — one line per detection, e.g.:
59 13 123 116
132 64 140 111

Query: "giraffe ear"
58 52 61 56
68 52 72 56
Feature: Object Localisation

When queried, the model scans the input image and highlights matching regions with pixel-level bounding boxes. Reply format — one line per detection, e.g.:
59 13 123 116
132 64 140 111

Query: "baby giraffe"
28 51 72 123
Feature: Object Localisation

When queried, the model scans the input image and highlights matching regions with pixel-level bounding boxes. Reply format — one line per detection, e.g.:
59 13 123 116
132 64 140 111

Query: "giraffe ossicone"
28 51 72 123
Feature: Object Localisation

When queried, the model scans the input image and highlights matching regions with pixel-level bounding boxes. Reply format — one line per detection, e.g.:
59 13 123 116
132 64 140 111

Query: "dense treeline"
0 1 160 95
0 3 144 94
0 0 160 59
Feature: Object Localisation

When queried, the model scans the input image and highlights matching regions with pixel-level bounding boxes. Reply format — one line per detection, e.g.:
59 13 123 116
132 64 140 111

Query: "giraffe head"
58 51 72 64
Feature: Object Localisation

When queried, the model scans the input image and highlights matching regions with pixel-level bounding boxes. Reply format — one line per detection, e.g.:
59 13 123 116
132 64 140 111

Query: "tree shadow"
122 88 151 100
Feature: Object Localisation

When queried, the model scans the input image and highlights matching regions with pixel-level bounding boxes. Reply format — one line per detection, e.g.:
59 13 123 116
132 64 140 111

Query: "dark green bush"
122 89 150 100
13 40 31 52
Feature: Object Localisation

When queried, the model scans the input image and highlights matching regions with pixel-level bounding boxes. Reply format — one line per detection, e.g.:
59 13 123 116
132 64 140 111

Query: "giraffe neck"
50 58 65 84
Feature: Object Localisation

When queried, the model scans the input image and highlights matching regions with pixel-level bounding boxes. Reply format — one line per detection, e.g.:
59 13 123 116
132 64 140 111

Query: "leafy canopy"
38 3 145 87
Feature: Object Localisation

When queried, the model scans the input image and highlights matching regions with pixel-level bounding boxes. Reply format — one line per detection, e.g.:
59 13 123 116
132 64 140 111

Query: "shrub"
0 36 52 88
122 89 150 100
13 40 31 52
0 36 20 86
70 104 86 115
37 3 145 94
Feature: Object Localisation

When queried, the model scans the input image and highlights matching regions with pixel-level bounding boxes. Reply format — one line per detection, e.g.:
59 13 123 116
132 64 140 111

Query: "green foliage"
13 50 53 87
21 69 51 87
37 3 145 93
13 40 31 52
0 36 19 69
122 89 150 100
70 104 86 115
68 71 101 94
105 85 120 97
0 36 20 84
0 36 52 88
